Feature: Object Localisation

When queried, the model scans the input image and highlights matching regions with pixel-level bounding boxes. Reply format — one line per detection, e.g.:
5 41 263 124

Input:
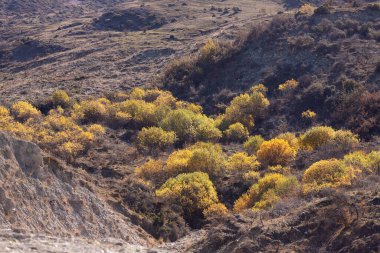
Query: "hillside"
0 0 379 252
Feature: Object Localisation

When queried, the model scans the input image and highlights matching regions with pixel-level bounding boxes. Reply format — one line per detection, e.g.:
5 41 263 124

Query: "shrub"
222 85 270 130
343 151 380 174
233 173 299 212
50 90 71 108
224 122 249 142
87 124 106 136
257 139 297 166
302 159 355 193
227 152 260 171
116 99 157 127
11 101 41 122
107 105 132 127
165 142 226 180
301 109 316 119
297 3 315 15
72 98 109 123
160 109 221 143
332 130 359 149
129 87 146 100
299 126 335 150
276 132 299 150
278 79 298 92
137 127 176 153
156 172 220 221
243 135 265 155
203 203 228 219
160 109 197 142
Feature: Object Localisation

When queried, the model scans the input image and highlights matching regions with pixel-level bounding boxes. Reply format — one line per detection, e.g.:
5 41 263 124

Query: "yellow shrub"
129 87 146 100
223 87 270 130
72 98 109 123
276 132 299 150
300 126 335 150
298 3 315 14
250 84 268 95
196 118 222 142
257 139 297 166
268 165 291 174
234 173 299 212
224 122 249 142
243 135 265 155
137 127 176 153
50 90 71 108
343 151 380 174
11 101 41 122
227 152 260 171
332 130 359 148
166 149 193 175
156 172 220 219
199 39 220 63
302 159 355 193
203 203 228 219
58 141 84 158
87 124 106 136
116 99 157 126
278 79 298 92
302 109 316 119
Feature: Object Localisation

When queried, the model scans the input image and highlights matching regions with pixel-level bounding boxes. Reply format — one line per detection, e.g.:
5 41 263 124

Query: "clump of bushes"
233 173 299 212
137 127 176 154
257 139 297 166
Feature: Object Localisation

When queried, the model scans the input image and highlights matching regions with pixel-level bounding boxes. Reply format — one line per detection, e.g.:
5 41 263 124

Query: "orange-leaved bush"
257 139 297 166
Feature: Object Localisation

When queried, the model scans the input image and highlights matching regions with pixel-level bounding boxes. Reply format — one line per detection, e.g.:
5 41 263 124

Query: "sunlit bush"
221 85 270 130
137 127 176 153
227 152 260 171
276 132 299 150
301 109 316 119
156 172 220 220
332 130 359 149
72 98 109 123
50 90 71 108
11 101 41 122
160 109 221 143
302 159 355 193
278 79 298 92
224 122 249 142
300 126 335 150
115 99 156 127
243 135 265 155
87 124 106 136
129 87 146 100
203 203 228 219
234 173 299 212
257 139 297 166
343 151 380 174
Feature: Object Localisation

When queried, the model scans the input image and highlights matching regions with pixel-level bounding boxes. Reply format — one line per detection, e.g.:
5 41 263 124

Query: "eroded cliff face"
0 132 153 246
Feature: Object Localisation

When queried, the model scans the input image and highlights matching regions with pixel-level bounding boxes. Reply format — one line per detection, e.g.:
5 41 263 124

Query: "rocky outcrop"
0 132 153 246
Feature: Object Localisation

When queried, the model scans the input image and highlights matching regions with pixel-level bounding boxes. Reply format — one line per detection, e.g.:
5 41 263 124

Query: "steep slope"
0 132 153 245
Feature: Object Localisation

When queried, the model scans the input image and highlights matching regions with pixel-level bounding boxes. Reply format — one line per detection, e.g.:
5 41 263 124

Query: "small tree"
137 127 176 154
257 139 297 166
